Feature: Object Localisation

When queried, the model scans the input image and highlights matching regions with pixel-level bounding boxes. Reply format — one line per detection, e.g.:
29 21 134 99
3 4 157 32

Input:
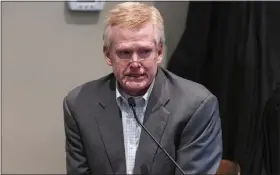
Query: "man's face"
104 23 163 96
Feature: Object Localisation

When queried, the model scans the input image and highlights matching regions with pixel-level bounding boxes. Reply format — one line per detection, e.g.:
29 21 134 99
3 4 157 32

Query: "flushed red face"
104 23 164 96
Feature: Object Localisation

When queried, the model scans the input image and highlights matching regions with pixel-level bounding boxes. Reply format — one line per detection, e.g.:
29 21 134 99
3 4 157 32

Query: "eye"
117 50 132 59
138 49 152 58
121 50 130 55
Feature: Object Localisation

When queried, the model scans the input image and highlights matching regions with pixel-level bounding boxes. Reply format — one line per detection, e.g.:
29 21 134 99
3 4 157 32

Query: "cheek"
112 64 126 79
145 64 158 76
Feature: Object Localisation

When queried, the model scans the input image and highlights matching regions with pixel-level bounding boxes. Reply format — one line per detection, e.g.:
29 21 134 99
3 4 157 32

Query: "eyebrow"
117 44 154 49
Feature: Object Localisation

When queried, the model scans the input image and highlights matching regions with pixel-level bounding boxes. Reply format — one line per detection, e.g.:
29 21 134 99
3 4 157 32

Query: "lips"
129 74 144 77
126 74 145 79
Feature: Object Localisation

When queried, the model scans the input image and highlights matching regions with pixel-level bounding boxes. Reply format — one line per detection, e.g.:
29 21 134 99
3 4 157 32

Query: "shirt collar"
116 78 155 106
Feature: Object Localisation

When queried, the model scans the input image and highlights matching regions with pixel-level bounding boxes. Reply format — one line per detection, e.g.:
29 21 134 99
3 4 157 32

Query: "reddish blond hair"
103 2 165 48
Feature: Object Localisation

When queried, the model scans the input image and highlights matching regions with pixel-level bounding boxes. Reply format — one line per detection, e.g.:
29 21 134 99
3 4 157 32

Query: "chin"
127 84 147 91
127 79 149 87
122 80 150 95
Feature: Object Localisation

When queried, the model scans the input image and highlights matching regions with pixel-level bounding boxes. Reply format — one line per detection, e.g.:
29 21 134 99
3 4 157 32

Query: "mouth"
126 74 145 80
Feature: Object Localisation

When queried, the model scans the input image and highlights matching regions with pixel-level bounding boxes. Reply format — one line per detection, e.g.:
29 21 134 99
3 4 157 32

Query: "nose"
130 60 141 68
130 53 141 68
131 52 139 62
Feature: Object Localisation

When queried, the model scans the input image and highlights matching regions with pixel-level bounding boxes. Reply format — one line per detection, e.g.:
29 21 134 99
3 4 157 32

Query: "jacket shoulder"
64 73 114 108
163 69 216 106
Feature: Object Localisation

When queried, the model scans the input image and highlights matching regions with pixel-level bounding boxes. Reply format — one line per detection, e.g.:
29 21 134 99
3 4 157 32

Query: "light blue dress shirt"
116 80 155 174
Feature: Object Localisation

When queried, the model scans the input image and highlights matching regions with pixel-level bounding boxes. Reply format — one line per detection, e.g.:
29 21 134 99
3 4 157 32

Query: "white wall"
2 2 188 174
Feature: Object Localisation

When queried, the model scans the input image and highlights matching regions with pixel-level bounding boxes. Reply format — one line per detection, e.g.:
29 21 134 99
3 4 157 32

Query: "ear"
156 42 164 64
103 46 112 66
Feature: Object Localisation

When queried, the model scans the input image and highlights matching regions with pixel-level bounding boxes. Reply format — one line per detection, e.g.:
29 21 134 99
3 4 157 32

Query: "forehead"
110 23 156 48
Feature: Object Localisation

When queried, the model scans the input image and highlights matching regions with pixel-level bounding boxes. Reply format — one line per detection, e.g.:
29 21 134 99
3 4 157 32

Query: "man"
63 2 222 175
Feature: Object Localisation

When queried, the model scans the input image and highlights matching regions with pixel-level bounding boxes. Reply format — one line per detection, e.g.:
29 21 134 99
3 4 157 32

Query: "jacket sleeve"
176 94 223 174
63 97 91 174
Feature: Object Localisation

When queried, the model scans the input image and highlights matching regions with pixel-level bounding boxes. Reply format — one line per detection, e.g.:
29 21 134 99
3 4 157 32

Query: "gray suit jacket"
63 67 222 175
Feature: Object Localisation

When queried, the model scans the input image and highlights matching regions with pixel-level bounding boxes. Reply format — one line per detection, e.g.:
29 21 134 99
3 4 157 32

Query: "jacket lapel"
94 76 126 174
133 68 171 174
